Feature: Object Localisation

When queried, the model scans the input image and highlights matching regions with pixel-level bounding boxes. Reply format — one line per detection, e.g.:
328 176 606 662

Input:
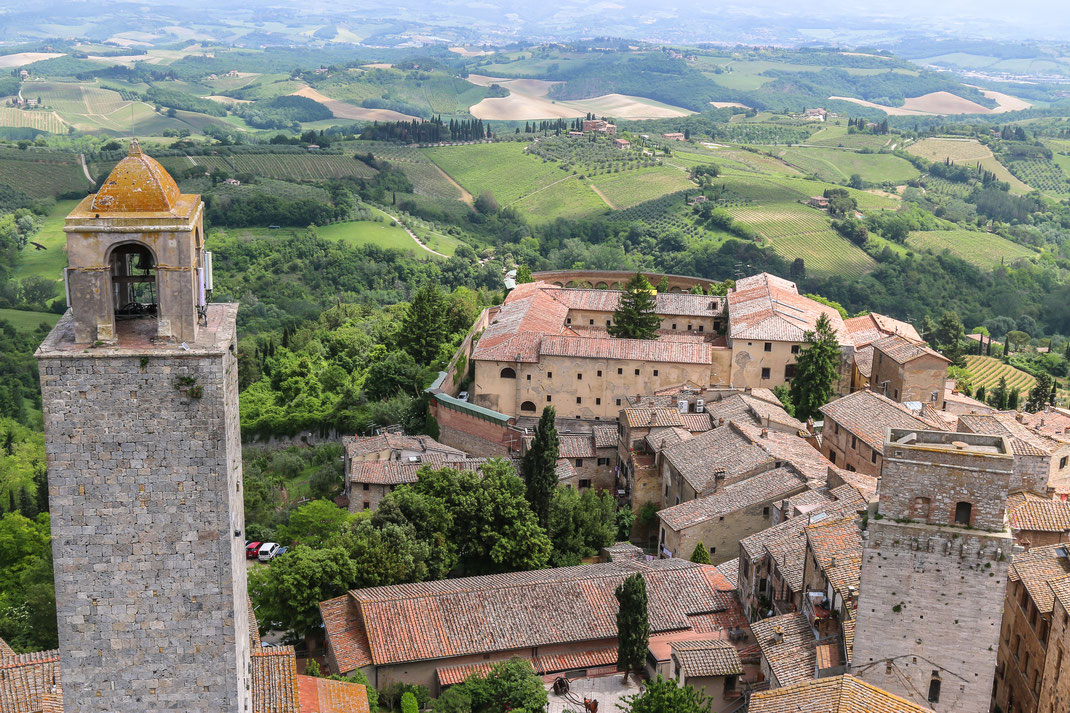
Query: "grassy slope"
588 166 695 210
14 199 80 283
775 146 920 184
906 230 1037 269
964 354 1036 394
0 308 60 331
424 143 566 205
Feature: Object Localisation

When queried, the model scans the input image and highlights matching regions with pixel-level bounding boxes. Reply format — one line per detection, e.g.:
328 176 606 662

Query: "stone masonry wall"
39 337 250 712
852 521 1011 713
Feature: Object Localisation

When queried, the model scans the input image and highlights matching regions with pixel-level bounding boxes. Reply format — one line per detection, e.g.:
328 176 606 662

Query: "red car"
245 542 262 559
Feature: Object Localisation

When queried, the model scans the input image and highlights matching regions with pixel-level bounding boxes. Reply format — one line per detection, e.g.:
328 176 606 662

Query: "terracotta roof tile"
844 314 921 348
751 612 817 686
593 425 618 448
872 334 949 365
733 421 835 483
957 413 1058 457
296 674 370 713
659 467 808 531
1009 499 1070 533
540 334 713 364
662 425 774 494
1018 409 1070 442
854 346 873 378
645 426 693 452
0 638 13 659
806 515 863 598
251 646 300 713
1009 545 1070 613
728 273 849 343
0 649 61 713
325 560 735 668
536 647 619 675
680 412 713 432
1050 574 1070 614
622 408 684 428
343 433 466 460
671 639 743 676
820 390 940 455
320 595 373 673
750 674 935 712
716 558 739 589
351 456 515 486
553 288 723 317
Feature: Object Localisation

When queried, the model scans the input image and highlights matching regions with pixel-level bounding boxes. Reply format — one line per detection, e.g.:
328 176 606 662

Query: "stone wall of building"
1036 589 1070 713
852 521 1011 713
38 312 250 713
432 400 517 456
870 353 947 409
821 417 882 476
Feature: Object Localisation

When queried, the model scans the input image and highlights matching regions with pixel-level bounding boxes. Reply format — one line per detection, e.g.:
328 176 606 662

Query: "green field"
775 146 920 184
906 230 1037 269
189 153 377 181
0 107 68 134
0 308 60 332
806 124 897 150
590 166 696 209
0 150 89 199
315 217 422 253
964 355 1036 395
14 200 79 283
424 143 567 206
512 176 609 222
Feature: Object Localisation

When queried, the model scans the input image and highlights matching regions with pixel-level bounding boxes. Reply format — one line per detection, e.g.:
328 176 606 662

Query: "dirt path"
505 174 576 207
374 207 449 258
79 154 95 185
433 164 474 205
590 184 615 210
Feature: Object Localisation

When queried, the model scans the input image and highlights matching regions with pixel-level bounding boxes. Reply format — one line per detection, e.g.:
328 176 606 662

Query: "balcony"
804 591 840 642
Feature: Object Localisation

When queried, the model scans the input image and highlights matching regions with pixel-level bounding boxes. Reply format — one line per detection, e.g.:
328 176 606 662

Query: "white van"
257 542 281 562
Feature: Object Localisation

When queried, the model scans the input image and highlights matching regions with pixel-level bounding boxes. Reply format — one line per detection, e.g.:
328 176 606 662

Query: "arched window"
520 401 536 413
912 496 931 520
955 501 972 526
500 367 516 379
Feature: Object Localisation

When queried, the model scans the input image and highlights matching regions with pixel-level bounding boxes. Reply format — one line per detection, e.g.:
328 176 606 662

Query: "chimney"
761 428 769 439
772 626 784 644
1017 413 1025 424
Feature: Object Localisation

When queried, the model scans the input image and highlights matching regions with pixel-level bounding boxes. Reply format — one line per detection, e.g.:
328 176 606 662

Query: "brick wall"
432 400 517 457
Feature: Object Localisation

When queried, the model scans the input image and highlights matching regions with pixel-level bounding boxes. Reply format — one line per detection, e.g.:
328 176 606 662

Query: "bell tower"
37 140 251 713
65 139 205 345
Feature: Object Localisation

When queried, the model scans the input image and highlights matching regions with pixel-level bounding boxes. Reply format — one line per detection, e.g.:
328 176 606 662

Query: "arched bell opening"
107 242 160 339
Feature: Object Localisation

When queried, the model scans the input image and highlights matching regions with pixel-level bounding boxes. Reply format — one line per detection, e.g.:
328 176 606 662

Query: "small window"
579 478 591 489
764 342 772 352
577 373 583 380
567 318 572 324
616 399 622 406
653 369 659 377
761 367 771 380
595 398 601 405
363 502 370 510
576 397 582 404
576 459 584 467
618 368 623 375
791 344 800 354
698 325 704 332
847 464 856 472
894 389 899 400
547 371 553 379
362 483 370 491
710 546 716 555
597 370 603 377
589 319 594 325
500 367 516 379
851 435 857 449
521 401 537 413
762 506 770 517
606 320 611 327
672 323 677 330
526 374 531 381
784 364 796 379
635 369 640 376
1061 456 1068 469
955 501 972 526
597 457 609 466
927 677 941 704
829 451 837 465
687 324 693 331
871 450 878 464
546 395 552 402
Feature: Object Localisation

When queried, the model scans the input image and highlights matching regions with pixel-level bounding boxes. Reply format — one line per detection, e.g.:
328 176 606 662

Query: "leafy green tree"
474 190 499 215
934 311 966 366
364 350 427 400
248 545 358 641
547 487 617 567
616 573 650 682
920 315 938 345
0 512 56 651
1025 373 1054 413
1005 330 1030 355
516 265 533 284
771 384 795 417
608 273 661 340
689 542 711 564
398 283 449 366
788 314 842 422
401 691 418 713
616 506 635 541
277 500 350 547
522 406 559 530
990 376 1009 410
463 658 548 712
1008 387 1020 411
656 275 670 293
620 676 712 713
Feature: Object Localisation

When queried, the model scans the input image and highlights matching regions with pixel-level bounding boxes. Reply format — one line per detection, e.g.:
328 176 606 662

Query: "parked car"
276 546 288 557
257 542 281 562
458 391 469 402
245 541 262 559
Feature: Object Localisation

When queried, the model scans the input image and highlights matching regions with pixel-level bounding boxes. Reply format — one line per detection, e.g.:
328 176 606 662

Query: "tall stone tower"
36 141 251 712
852 428 1014 713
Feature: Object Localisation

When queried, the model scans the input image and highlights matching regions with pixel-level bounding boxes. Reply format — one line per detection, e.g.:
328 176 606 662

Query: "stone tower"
852 428 1014 713
36 141 251 713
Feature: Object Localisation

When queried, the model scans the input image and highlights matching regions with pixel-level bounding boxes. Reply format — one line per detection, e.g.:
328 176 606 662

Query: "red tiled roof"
872 334 949 365
957 413 1057 457
662 425 774 494
1009 545 1070 613
325 560 735 669
622 408 685 428
540 334 713 364
555 288 722 317
750 674 935 712
1018 409 1070 442
659 467 808 531
296 675 370 713
343 433 466 460
593 424 619 448
671 639 743 676
252 646 300 713
820 390 939 455
751 612 817 686
0 648 61 713
0 638 13 659
320 595 373 673
681 412 713 432
728 273 848 343
733 421 835 483
471 282 570 363
806 515 863 598
1009 499 1070 533
844 314 921 348
351 457 515 486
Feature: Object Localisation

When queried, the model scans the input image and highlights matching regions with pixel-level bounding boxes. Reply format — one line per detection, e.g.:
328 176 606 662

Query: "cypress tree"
689 542 711 564
523 406 559 530
398 283 448 365
788 314 842 422
615 573 650 683
608 272 660 340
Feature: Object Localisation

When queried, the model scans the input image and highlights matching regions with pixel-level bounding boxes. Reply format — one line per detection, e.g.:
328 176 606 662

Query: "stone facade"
38 306 250 713
869 340 948 409
852 429 1014 713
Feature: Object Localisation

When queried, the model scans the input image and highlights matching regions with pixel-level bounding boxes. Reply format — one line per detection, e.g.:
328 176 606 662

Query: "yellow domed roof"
90 139 181 213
